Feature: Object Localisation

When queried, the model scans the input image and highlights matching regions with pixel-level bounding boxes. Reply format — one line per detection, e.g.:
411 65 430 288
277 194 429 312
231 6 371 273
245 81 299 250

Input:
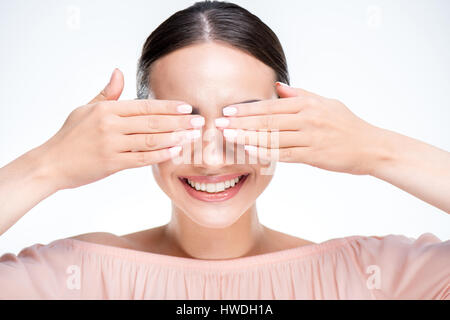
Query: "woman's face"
149 41 278 228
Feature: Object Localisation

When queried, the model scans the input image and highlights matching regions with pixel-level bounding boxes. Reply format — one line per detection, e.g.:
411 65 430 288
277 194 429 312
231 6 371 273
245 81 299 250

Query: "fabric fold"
0 233 448 299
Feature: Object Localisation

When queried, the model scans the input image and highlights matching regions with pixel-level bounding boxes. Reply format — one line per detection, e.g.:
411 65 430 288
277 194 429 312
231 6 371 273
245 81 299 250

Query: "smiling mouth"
180 174 249 193
177 172 250 202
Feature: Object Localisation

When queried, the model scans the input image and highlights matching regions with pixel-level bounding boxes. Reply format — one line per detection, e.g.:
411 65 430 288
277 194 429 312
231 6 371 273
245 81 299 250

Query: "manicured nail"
187 129 201 139
223 129 237 139
244 145 257 154
276 81 290 88
223 106 237 116
177 104 193 114
215 117 230 127
169 145 182 157
190 116 205 127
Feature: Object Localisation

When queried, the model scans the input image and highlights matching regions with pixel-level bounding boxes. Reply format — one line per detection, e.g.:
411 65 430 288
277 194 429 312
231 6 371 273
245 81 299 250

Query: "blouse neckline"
52 235 362 270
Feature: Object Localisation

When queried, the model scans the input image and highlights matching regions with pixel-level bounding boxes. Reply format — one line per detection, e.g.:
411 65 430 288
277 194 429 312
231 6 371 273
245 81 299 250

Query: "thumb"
89 68 124 104
275 81 317 99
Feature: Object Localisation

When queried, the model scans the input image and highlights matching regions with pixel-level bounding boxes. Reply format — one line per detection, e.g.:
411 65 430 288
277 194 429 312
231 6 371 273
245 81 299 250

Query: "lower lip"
179 174 249 202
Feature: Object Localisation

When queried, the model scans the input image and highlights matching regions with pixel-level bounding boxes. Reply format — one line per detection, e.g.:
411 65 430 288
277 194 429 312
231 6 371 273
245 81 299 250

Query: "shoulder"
347 232 448 259
67 232 134 249
345 233 449 299
345 232 449 268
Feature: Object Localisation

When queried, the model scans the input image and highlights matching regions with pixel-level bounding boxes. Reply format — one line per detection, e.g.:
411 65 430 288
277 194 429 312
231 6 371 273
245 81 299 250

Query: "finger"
215 114 301 131
117 114 205 134
89 68 124 104
275 82 321 99
117 129 202 152
222 129 309 148
107 99 194 117
243 145 310 163
117 146 183 169
222 97 306 117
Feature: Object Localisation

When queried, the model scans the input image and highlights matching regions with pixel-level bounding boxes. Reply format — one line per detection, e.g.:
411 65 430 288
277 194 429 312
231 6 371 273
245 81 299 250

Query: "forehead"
148 41 277 111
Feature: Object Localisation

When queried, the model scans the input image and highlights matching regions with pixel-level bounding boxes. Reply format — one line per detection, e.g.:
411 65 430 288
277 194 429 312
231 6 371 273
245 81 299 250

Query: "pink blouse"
0 233 448 299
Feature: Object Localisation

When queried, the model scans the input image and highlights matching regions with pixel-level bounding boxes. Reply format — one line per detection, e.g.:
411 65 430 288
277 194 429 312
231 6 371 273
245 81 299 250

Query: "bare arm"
368 127 450 214
0 147 59 235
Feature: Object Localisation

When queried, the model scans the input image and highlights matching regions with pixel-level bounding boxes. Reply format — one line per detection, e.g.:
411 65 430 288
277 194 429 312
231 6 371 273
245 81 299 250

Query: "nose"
195 118 228 170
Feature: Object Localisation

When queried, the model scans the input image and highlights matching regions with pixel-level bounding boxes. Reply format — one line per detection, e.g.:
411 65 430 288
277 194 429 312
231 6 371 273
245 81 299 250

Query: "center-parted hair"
136 0 290 99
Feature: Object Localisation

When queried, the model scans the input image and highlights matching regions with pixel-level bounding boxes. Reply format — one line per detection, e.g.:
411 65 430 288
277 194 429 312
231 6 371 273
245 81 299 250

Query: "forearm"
368 127 450 214
0 147 59 236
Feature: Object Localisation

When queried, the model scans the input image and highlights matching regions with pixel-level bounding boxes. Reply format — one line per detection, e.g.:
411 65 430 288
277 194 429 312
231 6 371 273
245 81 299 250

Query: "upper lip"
179 173 249 183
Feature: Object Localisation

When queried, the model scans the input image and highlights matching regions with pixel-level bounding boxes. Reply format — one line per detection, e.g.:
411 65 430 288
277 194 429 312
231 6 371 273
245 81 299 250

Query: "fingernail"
223 129 237 139
190 116 205 127
276 81 290 88
103 69 116 94
108 69 116 84
244 145 257 154
187 129 201 139
223 106 237 116
215 117 230 127
169 145 182 157
177 104 192 114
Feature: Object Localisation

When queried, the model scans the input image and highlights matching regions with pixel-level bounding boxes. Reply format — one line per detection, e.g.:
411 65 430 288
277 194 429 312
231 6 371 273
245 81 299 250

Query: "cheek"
253 164 276 189
151 163 171 191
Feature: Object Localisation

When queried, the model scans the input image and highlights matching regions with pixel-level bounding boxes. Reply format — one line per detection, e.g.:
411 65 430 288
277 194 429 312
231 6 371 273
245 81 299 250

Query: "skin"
122 42 316 259
1 41 449 260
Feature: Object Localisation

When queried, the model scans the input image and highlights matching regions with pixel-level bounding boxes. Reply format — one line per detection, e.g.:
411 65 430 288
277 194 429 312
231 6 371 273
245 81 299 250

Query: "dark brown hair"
136 0 289 99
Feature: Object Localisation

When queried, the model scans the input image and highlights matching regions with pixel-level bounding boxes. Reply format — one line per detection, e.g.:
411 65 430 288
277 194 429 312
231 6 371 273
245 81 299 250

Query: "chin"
179 204 247 229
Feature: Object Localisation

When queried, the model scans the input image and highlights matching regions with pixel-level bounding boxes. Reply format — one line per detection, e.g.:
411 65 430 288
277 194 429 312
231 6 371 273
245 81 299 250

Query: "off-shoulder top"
0 233 448 299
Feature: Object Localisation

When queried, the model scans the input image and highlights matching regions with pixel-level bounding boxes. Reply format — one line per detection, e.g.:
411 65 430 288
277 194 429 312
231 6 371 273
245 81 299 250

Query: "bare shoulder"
68 232 133 249
262 225 316 250
67 226 165 251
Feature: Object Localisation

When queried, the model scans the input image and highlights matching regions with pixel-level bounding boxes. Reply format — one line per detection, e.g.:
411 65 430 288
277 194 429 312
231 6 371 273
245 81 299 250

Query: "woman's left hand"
215 82 386 175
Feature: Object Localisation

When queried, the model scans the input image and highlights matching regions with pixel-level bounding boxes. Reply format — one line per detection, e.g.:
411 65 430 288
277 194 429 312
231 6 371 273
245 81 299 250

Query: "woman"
0 1 448 299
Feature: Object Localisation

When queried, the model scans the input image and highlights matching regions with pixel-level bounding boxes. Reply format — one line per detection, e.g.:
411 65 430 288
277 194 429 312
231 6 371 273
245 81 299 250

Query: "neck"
164 203 265 260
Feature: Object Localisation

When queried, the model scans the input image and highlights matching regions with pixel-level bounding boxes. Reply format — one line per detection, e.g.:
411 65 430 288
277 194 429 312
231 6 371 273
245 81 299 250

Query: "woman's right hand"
36 68 203 190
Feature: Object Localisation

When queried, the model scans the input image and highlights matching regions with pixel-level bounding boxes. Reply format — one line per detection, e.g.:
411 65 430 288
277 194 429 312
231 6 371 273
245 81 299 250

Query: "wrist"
362 125 399 177
24 145 63 195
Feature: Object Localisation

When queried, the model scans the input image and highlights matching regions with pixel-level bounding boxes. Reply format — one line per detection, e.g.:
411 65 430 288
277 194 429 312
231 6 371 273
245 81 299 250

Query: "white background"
1 0 449 254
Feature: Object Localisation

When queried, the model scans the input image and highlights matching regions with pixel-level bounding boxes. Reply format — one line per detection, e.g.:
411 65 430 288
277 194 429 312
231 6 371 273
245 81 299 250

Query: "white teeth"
206 183 216 193
216 182 225 192
185 175 246 193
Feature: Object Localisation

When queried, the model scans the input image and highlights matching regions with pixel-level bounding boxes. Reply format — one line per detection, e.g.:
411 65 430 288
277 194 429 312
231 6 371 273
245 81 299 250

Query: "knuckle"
139 100 152 115
136 151 148 166
72 105 85 116
172 131 184 144
97 137 114 159
310 116 324 128
268 131 279 148
281 148 292 159
98 114 116 133
261 116 271 128
329 98 341 106
93 102 108 115
144 134 157 149
305 96 317 107
147 116 159 129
